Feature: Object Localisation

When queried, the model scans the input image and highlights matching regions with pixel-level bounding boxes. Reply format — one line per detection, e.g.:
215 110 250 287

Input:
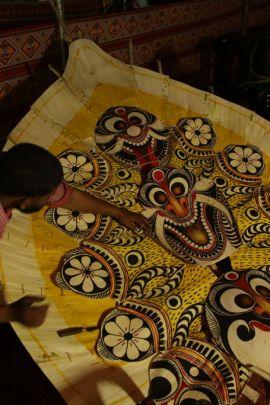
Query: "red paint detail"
226 272 238 280
152 169 164 182
249 320 270 332
116 107 125 114
158 211 165 217
191 191 196 202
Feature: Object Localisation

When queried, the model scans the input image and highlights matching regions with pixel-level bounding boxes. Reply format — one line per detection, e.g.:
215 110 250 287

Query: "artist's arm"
61 188 149 233
0 295 49 327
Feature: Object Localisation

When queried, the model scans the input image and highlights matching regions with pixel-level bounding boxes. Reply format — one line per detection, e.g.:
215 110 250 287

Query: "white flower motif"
59 154 93 183
183 118 212 146
104 315 151 360
56 207 95 232
65 255 108 293
228 146 262 174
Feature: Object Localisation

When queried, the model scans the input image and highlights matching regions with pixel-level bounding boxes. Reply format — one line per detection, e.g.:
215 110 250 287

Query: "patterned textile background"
1 38 270 404
1 0 270 102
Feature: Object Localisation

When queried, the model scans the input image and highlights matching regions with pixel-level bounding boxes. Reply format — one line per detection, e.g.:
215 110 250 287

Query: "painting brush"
57 325 99 337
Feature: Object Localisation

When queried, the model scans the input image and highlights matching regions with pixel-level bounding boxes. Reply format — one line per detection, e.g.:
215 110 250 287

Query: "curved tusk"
95 133 115 144
195 194 233 224
155 212 172 251
142 207 159 219
95 138 125 154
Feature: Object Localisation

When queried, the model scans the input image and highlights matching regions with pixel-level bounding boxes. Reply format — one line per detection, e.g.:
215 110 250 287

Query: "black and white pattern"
55 244 128 300
172 303 204 347
58 149 111 189
149 338 241 404
96 308 156 362
127 266 184 300
95 106 171 168
206 269 270 371
173 117 216 156
45 207 97 239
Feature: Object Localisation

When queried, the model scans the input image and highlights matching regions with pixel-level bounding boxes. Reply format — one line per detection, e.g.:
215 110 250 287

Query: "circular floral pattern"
99 312 154 361
62 253 110 297
228 146 263 175
59 152 94 185
54 207 96 234
183 118 213 147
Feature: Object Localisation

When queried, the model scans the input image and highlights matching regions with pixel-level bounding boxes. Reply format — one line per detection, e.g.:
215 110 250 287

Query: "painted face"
148 339 241 405
14 193 52 214
95 106 170 168
139 167 240 265
206 269 270 372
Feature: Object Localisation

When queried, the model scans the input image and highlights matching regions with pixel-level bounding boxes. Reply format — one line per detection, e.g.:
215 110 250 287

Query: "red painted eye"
152 169 164 183
105 117 126 132
156 192 168 204
116 108 125 114
115 121 127 130
171 184 185 196
235 294 255 308
128 112 147 125
225 272 239 281
129 116 142 124
250 277 270 298
256 286 270 298
149 187 168 207
169 177 189 196
220 288 255 313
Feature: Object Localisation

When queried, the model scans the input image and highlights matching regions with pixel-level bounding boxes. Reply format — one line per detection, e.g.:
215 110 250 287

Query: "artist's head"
0 143 63 213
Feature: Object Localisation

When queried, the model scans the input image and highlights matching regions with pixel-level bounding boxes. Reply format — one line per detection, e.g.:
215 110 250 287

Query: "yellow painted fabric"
1 39 270 404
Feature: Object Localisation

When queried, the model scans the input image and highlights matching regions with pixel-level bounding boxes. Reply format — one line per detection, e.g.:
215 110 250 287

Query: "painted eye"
128 112 147 125
149 187 168 206
180 359 210 382
105 117 127 132
178 388 214 404
166 295 182 310
224 272 239 281
245 208 261 220
125 251 145 267
220 288 255 313
214 176 228 188
150 360 181 401
250 277 270 298
169 177 189 197
175 149 187 160
117 169 131 180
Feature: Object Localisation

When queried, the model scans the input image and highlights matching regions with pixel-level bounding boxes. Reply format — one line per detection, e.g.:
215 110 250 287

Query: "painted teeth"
162 201 217 251
124 146 133 152
125 134 150 147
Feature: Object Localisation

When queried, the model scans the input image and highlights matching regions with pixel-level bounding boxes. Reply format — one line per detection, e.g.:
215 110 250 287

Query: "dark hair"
0 143 63 197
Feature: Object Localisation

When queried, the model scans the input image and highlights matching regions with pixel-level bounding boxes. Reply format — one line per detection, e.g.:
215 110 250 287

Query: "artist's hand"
9 296 49 327
115 209 149 233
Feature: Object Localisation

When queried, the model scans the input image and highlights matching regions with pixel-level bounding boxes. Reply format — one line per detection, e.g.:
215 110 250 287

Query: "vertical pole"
156 59 163 74
56 0 66 70
241 0 249 38
128 38 134 65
